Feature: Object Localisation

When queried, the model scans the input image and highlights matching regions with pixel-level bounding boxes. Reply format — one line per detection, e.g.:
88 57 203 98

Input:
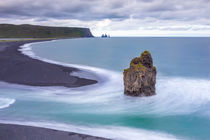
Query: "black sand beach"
0 123 109 140
0 40 97 87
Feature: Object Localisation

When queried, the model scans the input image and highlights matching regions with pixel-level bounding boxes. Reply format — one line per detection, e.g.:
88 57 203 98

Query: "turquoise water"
1 37 210 140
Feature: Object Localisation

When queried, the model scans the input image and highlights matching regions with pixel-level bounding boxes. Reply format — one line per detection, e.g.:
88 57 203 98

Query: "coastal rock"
123 50 156 96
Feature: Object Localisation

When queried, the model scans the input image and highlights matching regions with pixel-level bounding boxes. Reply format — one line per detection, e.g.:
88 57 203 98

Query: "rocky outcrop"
123 50 156 96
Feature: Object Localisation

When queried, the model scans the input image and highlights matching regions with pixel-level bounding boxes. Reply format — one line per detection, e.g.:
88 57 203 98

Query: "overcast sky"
1 0 210 36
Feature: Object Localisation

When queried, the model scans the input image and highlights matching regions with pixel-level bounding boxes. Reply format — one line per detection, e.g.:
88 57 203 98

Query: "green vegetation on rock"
0 24 93 38
141 50 150 56
127 50 152 72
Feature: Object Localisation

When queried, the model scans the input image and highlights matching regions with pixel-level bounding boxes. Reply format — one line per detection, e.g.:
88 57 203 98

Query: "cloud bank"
0 0 210 36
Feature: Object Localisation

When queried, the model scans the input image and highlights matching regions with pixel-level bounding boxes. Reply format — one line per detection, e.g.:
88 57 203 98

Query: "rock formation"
123 50 156 96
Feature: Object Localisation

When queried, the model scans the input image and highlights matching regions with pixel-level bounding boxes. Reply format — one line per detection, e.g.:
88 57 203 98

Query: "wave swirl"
0 98 15 109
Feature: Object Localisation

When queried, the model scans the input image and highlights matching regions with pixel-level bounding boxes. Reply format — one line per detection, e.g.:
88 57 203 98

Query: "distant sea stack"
123 50 157 96
101 34 110 38
0 24 93 38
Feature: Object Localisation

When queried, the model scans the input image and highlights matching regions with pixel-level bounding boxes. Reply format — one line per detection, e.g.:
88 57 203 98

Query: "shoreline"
0 39 98 87
0 123 109 140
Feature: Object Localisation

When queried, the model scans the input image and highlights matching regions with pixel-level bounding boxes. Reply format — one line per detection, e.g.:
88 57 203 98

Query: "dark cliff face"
82 28 94 37
123 50 157 96
0 24 94 38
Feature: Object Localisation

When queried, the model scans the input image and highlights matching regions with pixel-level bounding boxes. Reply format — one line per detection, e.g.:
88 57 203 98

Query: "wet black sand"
0 40 97 87
0 123 109 140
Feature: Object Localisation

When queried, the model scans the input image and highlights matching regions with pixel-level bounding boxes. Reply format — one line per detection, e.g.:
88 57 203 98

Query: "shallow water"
0 37 210 140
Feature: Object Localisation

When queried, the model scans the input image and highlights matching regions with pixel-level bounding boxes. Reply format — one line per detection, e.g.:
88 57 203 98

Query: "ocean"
0 37 210 140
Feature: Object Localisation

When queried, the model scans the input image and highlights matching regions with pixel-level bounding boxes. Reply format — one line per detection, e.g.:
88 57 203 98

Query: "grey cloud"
0 0 210 24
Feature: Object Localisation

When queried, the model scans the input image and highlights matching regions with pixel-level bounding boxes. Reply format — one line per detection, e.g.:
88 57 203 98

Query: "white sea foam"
153 77 210 115
0 98 15 109
19 41 120 85
0 120 182 140
18 41 123 102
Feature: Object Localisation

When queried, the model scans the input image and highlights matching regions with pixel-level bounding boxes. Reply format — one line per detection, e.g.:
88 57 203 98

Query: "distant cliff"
0 24 93 38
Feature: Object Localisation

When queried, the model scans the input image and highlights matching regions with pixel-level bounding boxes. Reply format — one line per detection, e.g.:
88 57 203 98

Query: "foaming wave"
118 76 210 116
19 41 119 86
0 120 182 140
154 77 210 114
0 98 15 109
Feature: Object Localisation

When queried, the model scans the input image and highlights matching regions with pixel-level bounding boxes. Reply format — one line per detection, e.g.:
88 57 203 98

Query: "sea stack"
123 50 156 96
